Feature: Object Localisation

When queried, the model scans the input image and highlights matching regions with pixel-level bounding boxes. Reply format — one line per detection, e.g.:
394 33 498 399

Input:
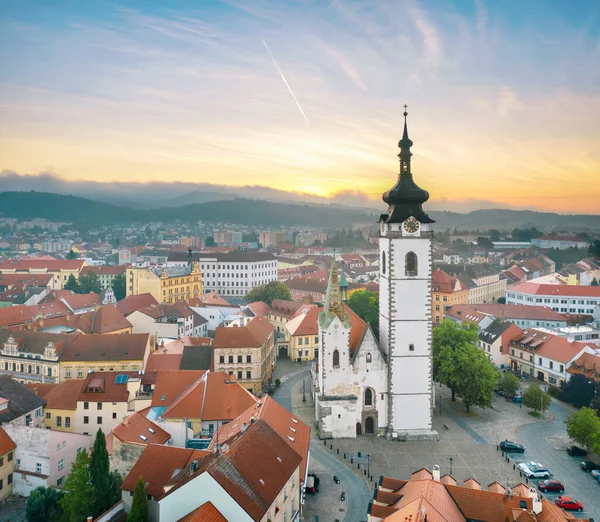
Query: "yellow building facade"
0 427 16 501
126 264 202 304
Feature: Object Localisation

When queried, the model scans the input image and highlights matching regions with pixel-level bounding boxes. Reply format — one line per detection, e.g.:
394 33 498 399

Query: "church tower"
379 107 437 439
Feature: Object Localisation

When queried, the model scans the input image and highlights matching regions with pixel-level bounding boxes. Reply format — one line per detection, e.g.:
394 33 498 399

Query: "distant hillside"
0 191 375 228
0 191 598 232
156 190 239 207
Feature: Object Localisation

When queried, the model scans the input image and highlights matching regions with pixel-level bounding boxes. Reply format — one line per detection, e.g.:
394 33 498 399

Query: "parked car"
512 395 523 403
567 446 587 457
554 496 583 511
591 469 600 479
538 479 564 493
500 440 525 453
518 461 551 479
580 461 600 472
495 389 505 396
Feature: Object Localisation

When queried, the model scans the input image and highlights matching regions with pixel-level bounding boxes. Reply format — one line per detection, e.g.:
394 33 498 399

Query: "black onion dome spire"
380 105 435 224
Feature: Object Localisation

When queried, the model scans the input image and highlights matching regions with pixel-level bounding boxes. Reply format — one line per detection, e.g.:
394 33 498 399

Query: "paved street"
272 368 372 522
514 399 600 520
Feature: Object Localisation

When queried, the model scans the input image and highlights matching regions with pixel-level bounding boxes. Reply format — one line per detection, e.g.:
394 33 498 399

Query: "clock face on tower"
403 216 420 233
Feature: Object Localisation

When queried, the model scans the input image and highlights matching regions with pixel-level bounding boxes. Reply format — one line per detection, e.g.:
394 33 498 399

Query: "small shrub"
275 378 281 387
547 386 561 399
528 411 541 418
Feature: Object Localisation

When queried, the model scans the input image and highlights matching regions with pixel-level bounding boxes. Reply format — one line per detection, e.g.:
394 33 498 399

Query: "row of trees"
64 272 126 300
242 281 292 306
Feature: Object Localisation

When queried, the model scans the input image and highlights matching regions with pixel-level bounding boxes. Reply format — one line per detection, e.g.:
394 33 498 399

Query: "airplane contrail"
261 38 310 125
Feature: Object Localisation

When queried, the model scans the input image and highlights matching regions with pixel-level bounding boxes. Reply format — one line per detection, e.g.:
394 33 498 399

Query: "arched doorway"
356 422 362 436
365 417 375 435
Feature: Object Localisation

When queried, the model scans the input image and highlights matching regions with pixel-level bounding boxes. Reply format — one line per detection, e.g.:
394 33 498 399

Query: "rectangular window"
7 473 12 485
228 356 233 363
57 476 64 487
65 417 71 428
46 412 51 419
36 463 42 473
58 459 64 471
84 416 89 424
298 338 303 345
219 356 224 364
0 457 3 467
549 361 554 370
84 402 89 410
560 364 564 373
237 370 242 379
237 355 243 363
97 402 102 410
246 355 251 363
112 412 117 419
97 417 102 424
56 416 62 427
246 370 251 379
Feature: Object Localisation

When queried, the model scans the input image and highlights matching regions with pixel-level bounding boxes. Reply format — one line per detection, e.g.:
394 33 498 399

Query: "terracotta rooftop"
135 301 194 319
510 282 600 298
0 426 16 456
81 265 126 276
37 379 85 410
285 307 321 337
121 445 211 499
151 370 207 407
77 372 138 403
212 394 310 483
0 330 78 357
112 410 170 446
373 469 579 522
245 301 269 317
177 502 227 522
0 259 86 272
445 304 566 322
207 419 302 521
116 293 159 316
162 371 257 421
60 333 150 362
567 352 600 381
213 316 275 349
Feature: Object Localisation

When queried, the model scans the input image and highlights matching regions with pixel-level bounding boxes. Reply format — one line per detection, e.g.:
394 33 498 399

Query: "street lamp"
449 457 453 476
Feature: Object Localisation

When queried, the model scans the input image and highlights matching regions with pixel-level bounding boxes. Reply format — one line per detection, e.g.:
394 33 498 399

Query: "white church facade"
313 108 438 440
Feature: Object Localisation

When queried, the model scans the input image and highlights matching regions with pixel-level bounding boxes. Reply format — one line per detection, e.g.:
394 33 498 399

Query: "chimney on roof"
432 465 440 482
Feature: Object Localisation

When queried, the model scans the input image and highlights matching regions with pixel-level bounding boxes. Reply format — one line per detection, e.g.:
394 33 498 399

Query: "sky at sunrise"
1 0 599 213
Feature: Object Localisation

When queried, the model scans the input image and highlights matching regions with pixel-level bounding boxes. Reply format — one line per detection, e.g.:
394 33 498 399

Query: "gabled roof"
0 330 78 356
0 259 86 272
77 372 137 403
445 304 566 322
212 394 310 482
36 379 85 410
135 302 194 319
177 502 227 522
510 282 600 298
567 352 600 380
0 426 17 456
180 345 213 371
0 375 46 423
208 419 301 521
532 332 590 363
60 333 150 362
116 293 159 316
162 371 257 421
285 307 321 337
213 316 275 349
121 445 211 499
112 410 170 446
151 370 206 407
245 301 269 317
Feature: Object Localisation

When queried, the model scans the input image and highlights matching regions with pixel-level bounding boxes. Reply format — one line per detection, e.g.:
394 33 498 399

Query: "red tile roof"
177 502 227 522
0 304 37 327
60 333 150 362
286 307 320 337
245 301 269 317
39 379 85 410
445 304 566 322
208 419 301 521
135 302 194 319
81 265 126 276
121 445 211 499
213 394 310 483
213 316 275 349
567 352 600 381
77 372 137 403
510 282 600 298
531 331 590 363
162 371 257 421
0 259 86 272
0 426 16 456
433 269 455 293
116 293 159 316
151 370 206 407
112 411 170 446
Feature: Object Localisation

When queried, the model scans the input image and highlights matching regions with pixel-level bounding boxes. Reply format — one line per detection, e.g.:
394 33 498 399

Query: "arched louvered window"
405 252 418 277
333 349 340 368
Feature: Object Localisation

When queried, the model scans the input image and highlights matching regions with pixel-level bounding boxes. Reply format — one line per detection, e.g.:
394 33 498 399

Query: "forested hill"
1 191 598 231
0 191 376 228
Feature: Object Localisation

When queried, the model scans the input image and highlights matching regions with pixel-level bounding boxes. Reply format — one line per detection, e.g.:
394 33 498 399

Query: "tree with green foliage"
204 236 216 247
592 278 599 286
26 486 63 522
111 273 127 301
522 384 551 414
477 237 494 248
498 372 520 397
561 374 596 408
127 477 149 522
242 281 291 306
78 271 102 294
66 249 78 260
566 407 600 453
438 342 497 413
59 449 94 522
347 290 379 335
432 320 479 401
242 232 258 243
587 240 600 257
544 247 587 270
64 273 80 293
511 227 543 242
90 429 112 515
497 297 506 304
